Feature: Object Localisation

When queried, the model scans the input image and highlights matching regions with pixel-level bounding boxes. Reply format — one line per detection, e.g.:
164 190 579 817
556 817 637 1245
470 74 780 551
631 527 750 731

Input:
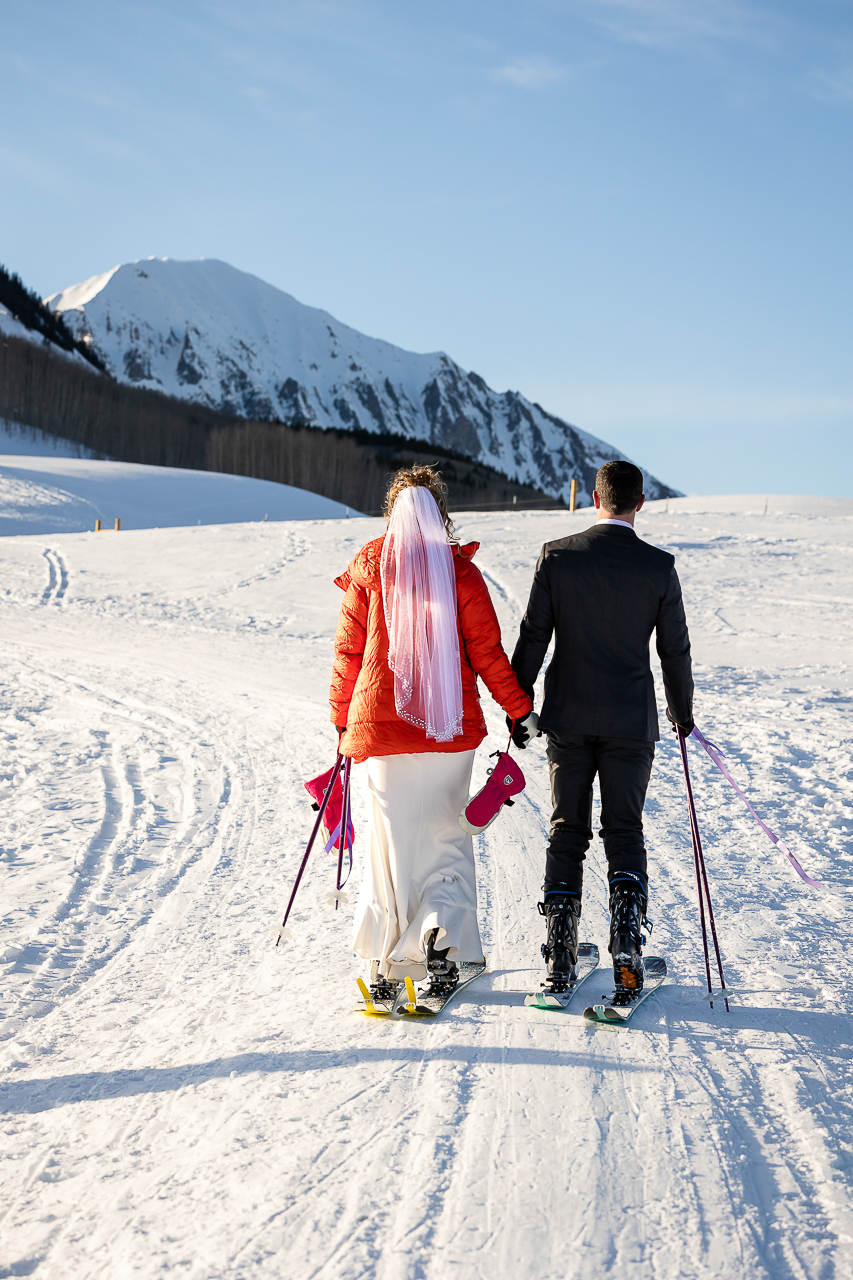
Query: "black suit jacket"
511 523 693 742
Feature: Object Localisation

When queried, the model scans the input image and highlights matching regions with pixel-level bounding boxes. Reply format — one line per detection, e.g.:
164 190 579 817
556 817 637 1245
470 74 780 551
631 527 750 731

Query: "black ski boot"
608 876 650 1004
538 893 582 994
424 928 459 994
368 960 400 1003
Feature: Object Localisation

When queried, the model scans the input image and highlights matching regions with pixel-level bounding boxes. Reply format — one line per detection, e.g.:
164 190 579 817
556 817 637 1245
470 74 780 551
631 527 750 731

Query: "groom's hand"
507 711 540 749
666 707 695 736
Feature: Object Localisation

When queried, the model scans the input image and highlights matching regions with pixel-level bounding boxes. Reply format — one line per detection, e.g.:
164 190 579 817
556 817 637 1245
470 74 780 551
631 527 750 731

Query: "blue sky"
2 1 851 496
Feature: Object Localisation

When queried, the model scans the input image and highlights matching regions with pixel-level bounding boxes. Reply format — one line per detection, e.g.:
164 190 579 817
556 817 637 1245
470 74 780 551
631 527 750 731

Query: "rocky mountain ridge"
47 258 679 505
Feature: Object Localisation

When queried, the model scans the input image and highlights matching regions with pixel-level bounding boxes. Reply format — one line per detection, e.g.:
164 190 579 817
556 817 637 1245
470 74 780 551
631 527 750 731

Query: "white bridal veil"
380 485 464 743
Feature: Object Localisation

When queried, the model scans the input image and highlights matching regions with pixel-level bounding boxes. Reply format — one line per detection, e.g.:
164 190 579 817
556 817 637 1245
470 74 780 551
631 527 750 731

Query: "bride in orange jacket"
329 465 534 1003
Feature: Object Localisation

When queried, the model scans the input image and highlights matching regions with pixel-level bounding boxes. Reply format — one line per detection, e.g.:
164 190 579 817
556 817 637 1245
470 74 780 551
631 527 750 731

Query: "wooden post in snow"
95 519 101 531
114 518 121 531
569 479 578 512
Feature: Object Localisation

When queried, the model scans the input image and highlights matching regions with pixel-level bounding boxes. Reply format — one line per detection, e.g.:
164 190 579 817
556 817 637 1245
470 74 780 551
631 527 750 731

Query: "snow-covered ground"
0 444 353 534
1 495 851 1279
0 422 99 459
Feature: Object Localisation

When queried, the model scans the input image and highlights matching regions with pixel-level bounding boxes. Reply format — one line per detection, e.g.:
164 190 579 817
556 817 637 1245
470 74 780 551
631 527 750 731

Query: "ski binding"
396 960 487 1018
355 977 399 1017
583 956 667 1024
524 942 600 1010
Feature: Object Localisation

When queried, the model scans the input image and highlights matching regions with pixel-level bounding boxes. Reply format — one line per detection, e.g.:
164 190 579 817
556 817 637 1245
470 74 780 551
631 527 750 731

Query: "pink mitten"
459 752 526 835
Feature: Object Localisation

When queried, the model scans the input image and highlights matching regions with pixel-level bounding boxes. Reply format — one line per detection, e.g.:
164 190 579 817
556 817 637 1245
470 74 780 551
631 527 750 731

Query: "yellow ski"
355 977 396 1017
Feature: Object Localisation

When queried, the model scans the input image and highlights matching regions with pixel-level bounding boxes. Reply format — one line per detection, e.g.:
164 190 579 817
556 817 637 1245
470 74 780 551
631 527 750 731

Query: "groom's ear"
636 495 646 512
592 490 601 510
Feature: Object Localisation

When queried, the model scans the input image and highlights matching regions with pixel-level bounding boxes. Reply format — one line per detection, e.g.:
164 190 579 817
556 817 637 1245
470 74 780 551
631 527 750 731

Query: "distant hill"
47 257 681 506
0 451 351 536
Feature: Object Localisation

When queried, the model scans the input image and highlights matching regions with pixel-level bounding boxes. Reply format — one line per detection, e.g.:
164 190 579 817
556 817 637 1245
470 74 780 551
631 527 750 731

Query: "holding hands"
506 710 541 750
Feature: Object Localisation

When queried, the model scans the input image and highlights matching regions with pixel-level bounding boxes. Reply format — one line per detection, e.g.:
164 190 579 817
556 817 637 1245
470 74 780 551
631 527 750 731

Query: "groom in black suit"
510 460 694 997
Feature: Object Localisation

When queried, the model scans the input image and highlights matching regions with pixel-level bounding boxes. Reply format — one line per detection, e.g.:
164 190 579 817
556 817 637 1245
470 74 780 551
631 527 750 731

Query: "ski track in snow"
0 498 851 1279
40 548 69 606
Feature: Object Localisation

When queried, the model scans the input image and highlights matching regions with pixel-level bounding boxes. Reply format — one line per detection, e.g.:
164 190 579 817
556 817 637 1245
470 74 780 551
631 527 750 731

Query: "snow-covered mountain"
47 258 679 504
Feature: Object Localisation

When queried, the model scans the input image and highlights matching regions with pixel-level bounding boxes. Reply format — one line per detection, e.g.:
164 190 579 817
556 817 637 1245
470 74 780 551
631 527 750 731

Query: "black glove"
666 707 695 737
507 711 540 750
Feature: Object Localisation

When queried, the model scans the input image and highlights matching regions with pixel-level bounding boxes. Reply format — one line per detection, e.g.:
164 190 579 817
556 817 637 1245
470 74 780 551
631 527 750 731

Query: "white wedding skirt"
352 750 483 981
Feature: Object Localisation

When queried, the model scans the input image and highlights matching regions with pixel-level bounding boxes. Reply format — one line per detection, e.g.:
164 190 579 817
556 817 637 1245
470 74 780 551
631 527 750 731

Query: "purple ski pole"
274 753 345 945
677 728 729 1012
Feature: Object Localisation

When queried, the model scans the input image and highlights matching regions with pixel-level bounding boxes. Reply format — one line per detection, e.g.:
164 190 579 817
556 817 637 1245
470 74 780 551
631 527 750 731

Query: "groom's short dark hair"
595 461 644 514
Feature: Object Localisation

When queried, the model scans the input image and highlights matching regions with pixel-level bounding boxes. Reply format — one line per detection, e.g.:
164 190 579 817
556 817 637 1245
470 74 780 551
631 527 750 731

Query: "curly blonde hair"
383 465 455 538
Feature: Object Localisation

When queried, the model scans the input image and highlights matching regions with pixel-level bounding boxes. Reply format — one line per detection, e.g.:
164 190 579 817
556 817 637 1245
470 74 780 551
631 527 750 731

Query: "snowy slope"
46 258 679 506
0 421 99 459
1 496 851 1279
0 308 93 369
0 421 105 461
0 307 39 345
0 454 353 535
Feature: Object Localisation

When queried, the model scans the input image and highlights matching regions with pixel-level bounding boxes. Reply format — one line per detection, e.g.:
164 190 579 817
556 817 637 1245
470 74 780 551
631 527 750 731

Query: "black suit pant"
544 733 655 895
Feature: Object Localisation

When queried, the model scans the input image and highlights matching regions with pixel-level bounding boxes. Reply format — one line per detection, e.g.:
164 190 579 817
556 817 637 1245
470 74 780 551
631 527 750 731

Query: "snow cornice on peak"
45 265 122 314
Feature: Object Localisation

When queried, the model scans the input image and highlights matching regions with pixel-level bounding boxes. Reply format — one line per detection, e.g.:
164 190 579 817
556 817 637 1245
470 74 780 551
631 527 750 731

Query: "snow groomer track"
1 496 852 1280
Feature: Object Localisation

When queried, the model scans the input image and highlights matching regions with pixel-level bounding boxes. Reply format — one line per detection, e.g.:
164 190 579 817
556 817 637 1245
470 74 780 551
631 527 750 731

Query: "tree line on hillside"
0 332 562 514
0 264 105 371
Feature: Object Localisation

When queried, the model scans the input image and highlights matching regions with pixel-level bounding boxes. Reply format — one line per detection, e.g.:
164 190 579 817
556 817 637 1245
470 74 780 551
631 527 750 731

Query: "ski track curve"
39 547 68 606
0 508 851 1280
0 667 240 1035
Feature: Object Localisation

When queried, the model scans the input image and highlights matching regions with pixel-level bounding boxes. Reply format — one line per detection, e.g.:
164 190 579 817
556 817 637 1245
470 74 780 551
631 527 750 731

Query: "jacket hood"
335 535 479 592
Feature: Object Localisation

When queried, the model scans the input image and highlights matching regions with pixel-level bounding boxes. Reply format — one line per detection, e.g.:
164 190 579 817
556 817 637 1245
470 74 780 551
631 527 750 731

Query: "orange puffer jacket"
330 536 533 763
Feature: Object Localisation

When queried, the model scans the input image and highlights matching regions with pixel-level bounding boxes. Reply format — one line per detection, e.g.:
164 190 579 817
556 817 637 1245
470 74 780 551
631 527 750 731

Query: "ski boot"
608 875 651 1005
538 892 582 994
423 928 459 996
368 960 401 1004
